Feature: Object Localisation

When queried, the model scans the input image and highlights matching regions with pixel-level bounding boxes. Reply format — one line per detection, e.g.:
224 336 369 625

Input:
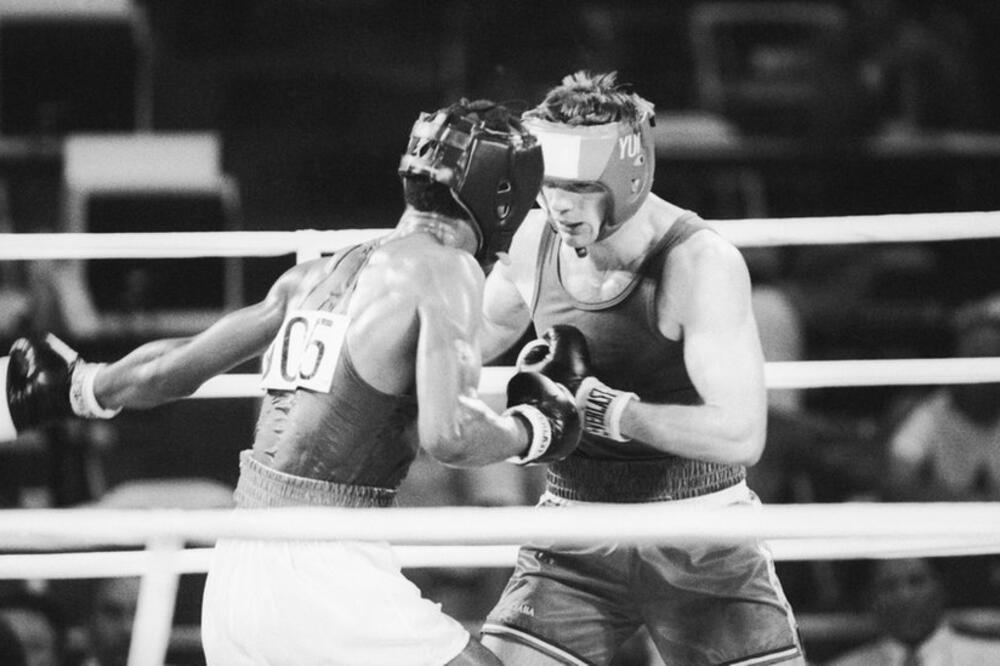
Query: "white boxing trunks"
202 537 470 665
202 453 470 665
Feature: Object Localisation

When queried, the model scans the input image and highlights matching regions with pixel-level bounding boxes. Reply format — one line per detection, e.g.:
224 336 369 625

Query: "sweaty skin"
91 220 532 486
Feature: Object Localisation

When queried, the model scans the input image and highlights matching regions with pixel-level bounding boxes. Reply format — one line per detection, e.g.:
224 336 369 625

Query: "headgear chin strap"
399 110 544 262
523 115 655 241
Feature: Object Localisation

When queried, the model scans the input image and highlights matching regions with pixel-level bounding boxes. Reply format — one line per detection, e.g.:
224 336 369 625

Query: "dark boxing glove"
1 334 120 441
503 371 582 465
517 325 639 442
516 324 590 393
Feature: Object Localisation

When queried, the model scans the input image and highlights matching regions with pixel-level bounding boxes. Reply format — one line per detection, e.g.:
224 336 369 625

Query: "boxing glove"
517 325 638 442
0 334 120 441
503 371 582 465
516 324 590 393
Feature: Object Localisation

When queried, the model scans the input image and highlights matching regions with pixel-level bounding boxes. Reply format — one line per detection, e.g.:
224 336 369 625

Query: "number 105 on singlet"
260 309 349 393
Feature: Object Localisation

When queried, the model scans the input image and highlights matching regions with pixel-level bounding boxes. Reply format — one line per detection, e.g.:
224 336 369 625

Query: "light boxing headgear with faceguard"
522 112 655 241
398 105 544 262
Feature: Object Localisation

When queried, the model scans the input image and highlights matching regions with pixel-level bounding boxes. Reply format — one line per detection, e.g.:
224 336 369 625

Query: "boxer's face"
539 180 608 250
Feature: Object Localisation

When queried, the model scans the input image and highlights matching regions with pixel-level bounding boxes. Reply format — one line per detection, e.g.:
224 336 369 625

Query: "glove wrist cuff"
70 363 121 420
503 404 552 465
576 376 637 442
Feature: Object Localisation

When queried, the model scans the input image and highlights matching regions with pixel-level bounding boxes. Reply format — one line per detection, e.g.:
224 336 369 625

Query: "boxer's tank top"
251 242 418 493
531 214 745 501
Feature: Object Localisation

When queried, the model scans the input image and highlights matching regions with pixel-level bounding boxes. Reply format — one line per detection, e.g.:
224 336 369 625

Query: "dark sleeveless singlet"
531 214 746 502
240 241 418 508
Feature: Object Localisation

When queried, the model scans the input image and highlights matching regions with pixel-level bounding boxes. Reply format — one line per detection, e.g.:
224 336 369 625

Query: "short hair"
402 98 527 219
525 71 655 129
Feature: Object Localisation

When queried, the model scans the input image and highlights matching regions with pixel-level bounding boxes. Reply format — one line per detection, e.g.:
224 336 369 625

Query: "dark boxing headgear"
399 103 544 261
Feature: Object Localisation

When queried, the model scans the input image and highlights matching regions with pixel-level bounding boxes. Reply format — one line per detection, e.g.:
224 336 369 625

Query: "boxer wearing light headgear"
479 72 804 665
522 107 655 243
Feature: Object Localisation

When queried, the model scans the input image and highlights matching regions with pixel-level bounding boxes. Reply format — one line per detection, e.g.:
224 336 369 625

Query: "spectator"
884 293 1000 503
0 590 67 666
0 612 28 666
78 577 139 666
825 557 1000 665
844 0 987 135
880 293 1000 607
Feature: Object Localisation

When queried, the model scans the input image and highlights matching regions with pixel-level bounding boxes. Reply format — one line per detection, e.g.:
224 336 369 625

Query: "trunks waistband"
540 480 750 508
546 455 745 502
234 450 397 509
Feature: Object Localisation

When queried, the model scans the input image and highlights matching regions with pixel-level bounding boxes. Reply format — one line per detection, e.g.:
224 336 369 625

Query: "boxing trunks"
202 452 470 665
482 483 802 665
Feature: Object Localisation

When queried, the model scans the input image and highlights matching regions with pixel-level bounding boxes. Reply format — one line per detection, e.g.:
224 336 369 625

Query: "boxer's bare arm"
411 250 529 467
480 212 545 363
93 261 314 409
620 234 768 465
481 258 532 364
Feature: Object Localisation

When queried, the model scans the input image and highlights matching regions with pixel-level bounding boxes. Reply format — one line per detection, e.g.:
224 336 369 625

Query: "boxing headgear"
399 109 544 262
523 114 655 240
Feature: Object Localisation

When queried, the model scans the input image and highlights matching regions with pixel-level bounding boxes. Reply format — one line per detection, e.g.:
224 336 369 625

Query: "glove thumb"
515 338 551 372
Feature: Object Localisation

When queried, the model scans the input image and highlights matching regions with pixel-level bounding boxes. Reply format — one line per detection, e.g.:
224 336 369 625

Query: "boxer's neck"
396 210 475 253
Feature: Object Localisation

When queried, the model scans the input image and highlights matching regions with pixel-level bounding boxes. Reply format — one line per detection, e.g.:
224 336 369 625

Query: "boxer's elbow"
735 436 765 467
724 417 766 467
418 411 467 465
422 431 474 467
691 398 766 466
420 394 512 466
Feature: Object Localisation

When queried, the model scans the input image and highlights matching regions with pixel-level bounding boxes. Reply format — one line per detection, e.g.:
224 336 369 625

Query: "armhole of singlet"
640 212 711 335
330 239 417 401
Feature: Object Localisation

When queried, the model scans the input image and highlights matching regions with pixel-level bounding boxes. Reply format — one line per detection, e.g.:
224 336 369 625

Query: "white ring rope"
5 212 1000 665
194 357 1000 403
1 502 999 549
6 216 1000 397
1 210 1000 260
7 536 1000 581
1 503 1000 581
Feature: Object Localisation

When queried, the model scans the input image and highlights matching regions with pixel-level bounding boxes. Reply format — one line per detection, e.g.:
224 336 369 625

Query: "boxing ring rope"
2 210 1000 262
186 357 1000 402
4 210 1000 665
3 502 1000 564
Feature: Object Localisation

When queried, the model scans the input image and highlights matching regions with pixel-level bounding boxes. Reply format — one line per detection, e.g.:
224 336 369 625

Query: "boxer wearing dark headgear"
1 99 579 665
479 72 804 666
